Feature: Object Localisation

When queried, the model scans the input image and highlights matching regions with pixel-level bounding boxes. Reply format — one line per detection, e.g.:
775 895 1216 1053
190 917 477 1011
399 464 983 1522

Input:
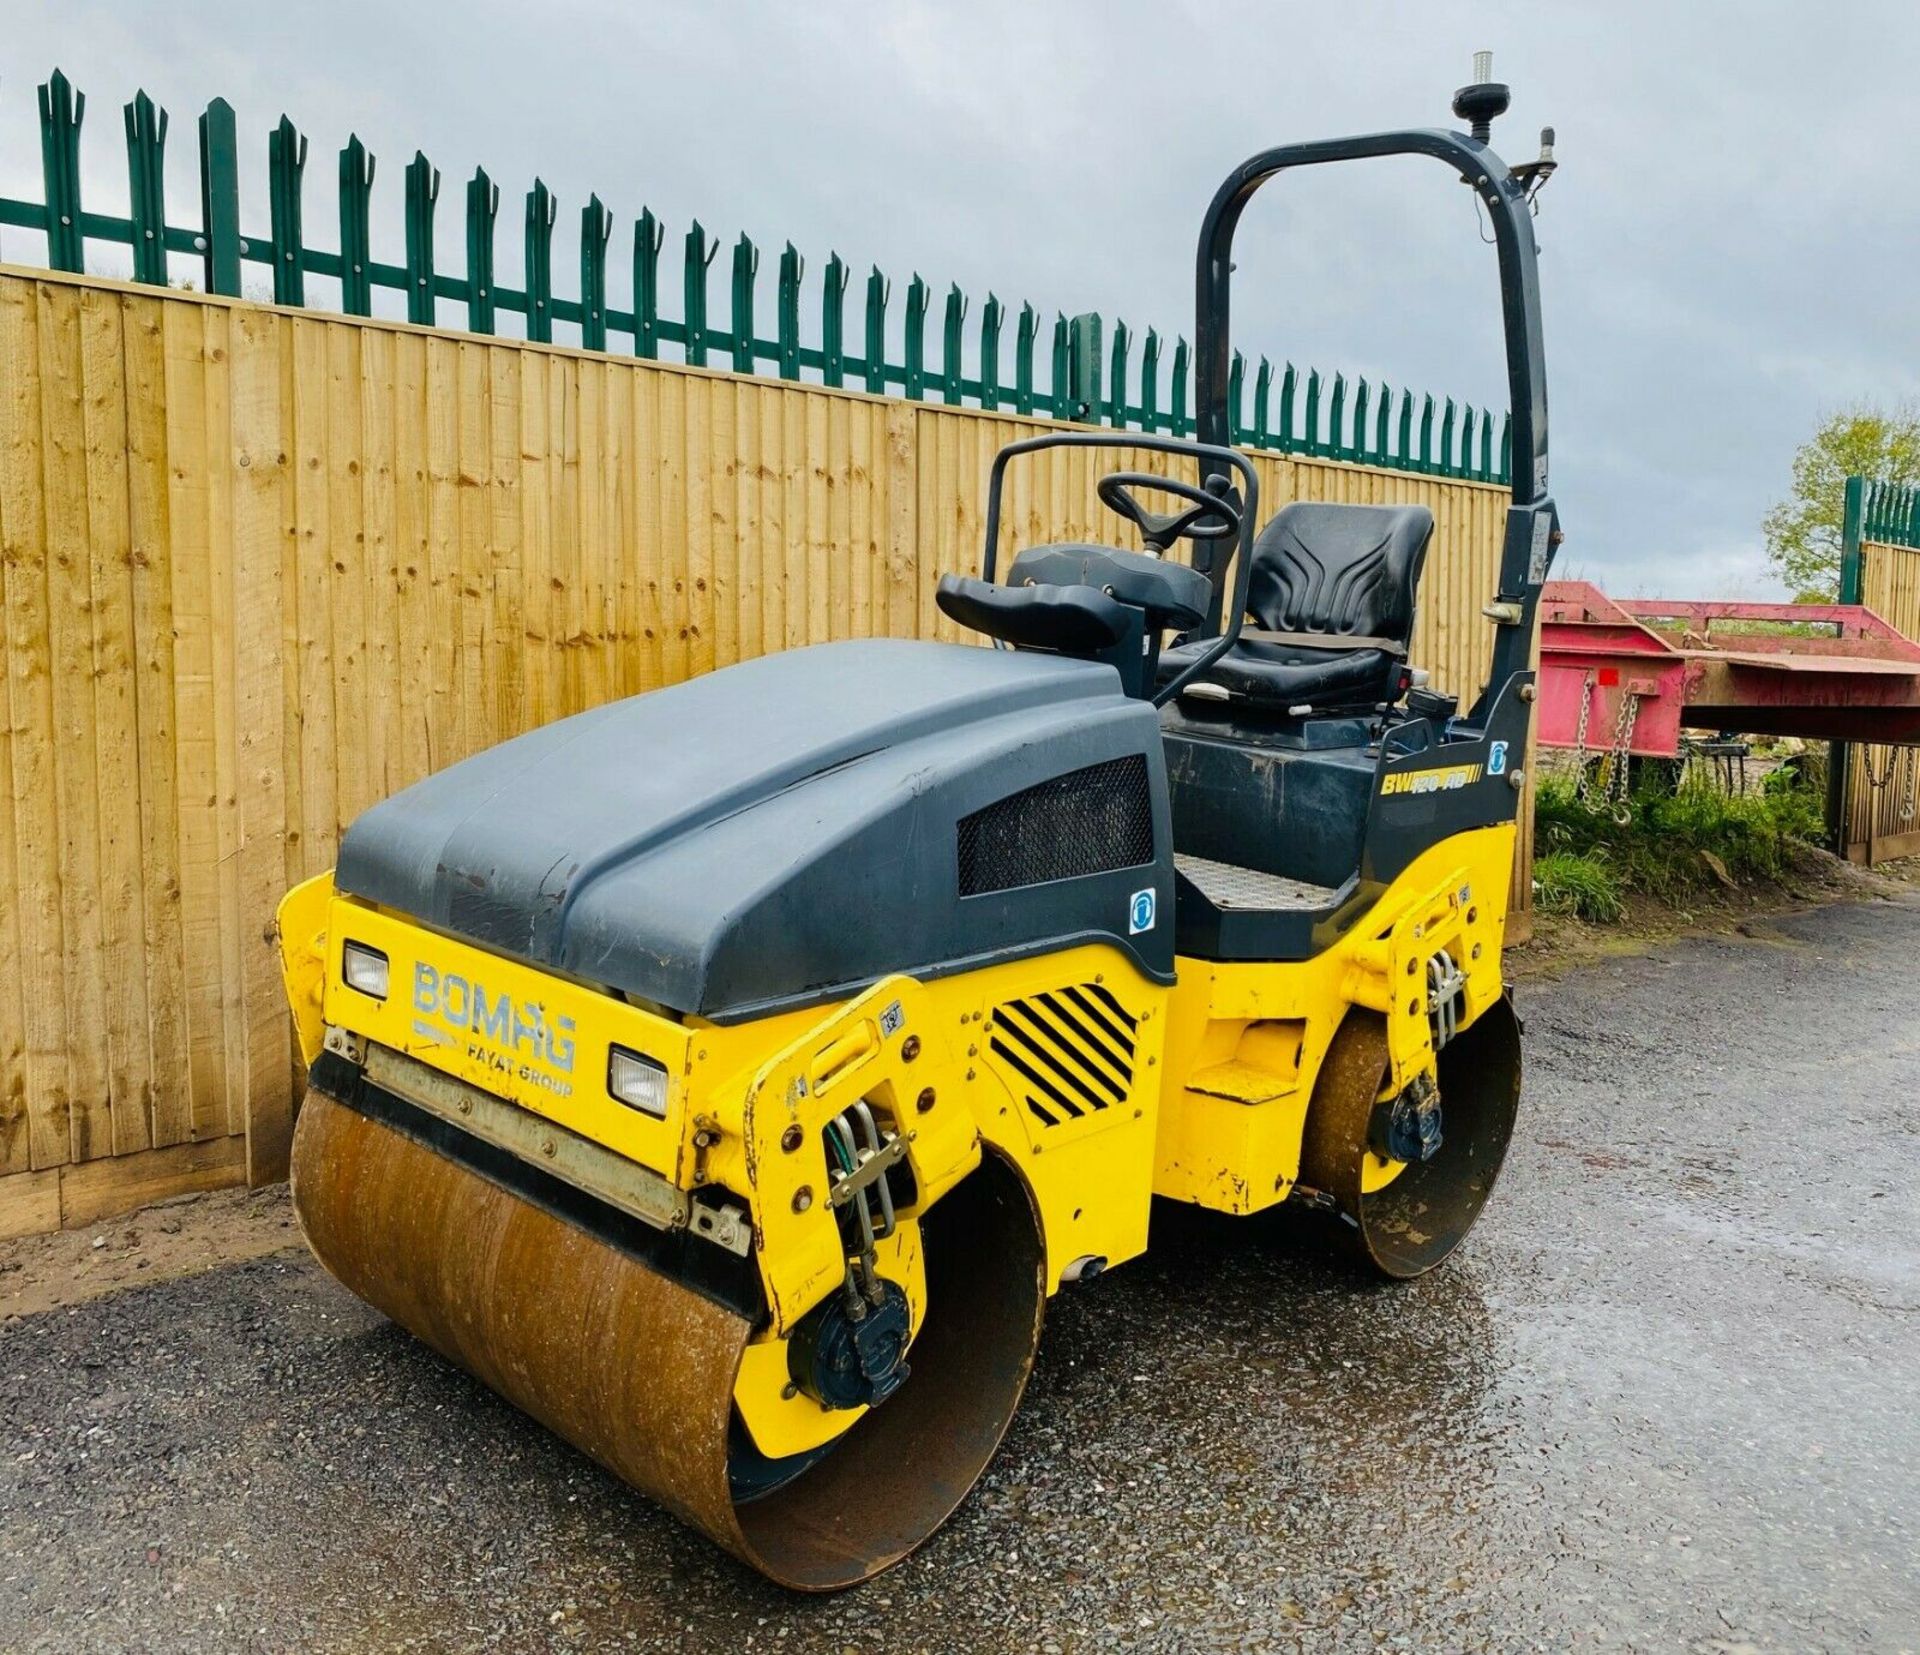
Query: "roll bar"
1191 119 1558 723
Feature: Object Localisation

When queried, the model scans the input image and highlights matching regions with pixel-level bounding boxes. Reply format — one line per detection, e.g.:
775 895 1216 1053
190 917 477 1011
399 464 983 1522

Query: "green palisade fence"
0 67 1510 485
1860 477 1920 550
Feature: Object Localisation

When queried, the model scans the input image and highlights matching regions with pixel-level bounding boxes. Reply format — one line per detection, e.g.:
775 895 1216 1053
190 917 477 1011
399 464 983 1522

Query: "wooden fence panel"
0 266 1521 1233
1845 538 1920 862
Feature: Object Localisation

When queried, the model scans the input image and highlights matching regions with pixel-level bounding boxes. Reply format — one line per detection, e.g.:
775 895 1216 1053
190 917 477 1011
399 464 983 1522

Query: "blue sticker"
1488 740 1509 776
1128 888 1156 935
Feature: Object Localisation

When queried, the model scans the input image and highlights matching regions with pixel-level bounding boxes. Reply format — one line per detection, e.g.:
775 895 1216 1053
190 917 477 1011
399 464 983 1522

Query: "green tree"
1764 405 1920 597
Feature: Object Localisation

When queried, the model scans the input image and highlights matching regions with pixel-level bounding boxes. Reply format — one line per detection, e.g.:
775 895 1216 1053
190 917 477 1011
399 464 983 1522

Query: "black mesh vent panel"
957 755 1154 897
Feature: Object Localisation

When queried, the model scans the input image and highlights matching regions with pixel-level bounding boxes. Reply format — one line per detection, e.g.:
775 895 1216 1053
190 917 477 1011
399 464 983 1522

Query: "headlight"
608 1046 669 1119
341 941 390 1000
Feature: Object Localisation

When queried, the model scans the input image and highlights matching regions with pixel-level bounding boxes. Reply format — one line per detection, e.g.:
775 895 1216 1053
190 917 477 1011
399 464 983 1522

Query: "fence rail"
0 67 1512 484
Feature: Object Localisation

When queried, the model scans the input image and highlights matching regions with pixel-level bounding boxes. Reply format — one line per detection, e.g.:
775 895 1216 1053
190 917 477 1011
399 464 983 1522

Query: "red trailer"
1537 581 1920 761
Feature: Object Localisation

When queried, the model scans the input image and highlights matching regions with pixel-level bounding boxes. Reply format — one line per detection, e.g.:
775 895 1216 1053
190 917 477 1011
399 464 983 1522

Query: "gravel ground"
3 896 1918 1654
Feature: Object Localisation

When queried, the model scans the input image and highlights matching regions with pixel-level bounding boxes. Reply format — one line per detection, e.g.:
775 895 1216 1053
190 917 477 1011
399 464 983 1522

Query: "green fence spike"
862 266 888 393
1226 349 1244 444
1479 405 1493 480
683 219 714 365
338 136 375 316
1170 337 1189 437
820 251 848 386
578 194 611 349
1353 378 1371 464
466 167 498 333
1278 363 1297 451
1252 356 1272 448
197 97 242 295
1330 372 1347 460
1140 329 1161 431
1458 405 1475 481
729 231 758 373
1498 412 1511 484
903 274 929 400
1439 397 1455 475
1107 319 1129 429
1304 368 1322 458
979 293 1004 411
1049 313 1071 419
1839 476 1866 602
1417 393 1434 473
632 208 662 357
1014 303 1037 415
404 151 438 325
522 179 556 342
1066 312 1101 423
122 91 168 285
776 242 803 379
267 117 307 305
1397 389 1413 469
941 282 967 406
38 70 84 273
1375 383 1392 461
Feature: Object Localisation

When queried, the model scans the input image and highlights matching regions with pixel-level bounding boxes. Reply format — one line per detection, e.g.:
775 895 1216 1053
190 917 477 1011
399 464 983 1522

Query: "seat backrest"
1245 502 1434 645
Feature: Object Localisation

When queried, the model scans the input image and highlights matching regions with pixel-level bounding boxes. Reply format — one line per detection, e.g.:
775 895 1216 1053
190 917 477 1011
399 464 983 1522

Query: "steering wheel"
1096 470 1242 553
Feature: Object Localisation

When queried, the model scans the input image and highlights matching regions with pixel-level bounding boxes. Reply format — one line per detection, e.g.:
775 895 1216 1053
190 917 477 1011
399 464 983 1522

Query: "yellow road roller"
279 72 1560 1589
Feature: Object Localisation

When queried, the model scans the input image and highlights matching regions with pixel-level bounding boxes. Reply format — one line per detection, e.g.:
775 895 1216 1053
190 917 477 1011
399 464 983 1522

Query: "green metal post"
524 180 555 343
941 283 966 406
1013 303 1037 415
466 168 498 334
1330 373 1347 460
123 91 168 285
1139 330 1160 431
1278 363 1297 451
862 267 887 393
197 97 242 295
1498 413 1511 483
1169 338 1189 437
1479 406 1494 480
728 232 757 373
903 275 928 400
1252 357 1272 448
580 195 611 350
1066 312 1101 423
1225 349 1244 443
820 252 847 386
1304 369 1322 458
403 152 438 325
1107 319 1129 428
1396 389 1413 468
1417 394 1434 473
979 294 1003 411
1828 474 1868 853
776 243 802 378
268 117 307 305
1353 379 1371 464
632 209 662 357
38 71 84 273
684 221 715 365
1439 397 1456 476
1049 314 1070 419
339 137 375 316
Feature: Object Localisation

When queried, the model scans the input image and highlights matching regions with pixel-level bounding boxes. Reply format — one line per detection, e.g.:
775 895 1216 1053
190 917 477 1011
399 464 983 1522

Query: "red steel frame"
1537 581 1920 757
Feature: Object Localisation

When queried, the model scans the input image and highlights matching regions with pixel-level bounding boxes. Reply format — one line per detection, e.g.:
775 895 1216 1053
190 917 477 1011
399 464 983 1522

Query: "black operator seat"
936 542 1214 653
1158 501 1434 712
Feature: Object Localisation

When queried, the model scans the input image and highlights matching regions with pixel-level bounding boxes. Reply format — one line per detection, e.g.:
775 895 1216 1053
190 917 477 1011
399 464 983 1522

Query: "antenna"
1451 49 1511 142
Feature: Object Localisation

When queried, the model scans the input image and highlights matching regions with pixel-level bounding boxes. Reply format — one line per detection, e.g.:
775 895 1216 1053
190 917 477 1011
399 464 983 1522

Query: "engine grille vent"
957 755 1153 897
988 983 1138 1130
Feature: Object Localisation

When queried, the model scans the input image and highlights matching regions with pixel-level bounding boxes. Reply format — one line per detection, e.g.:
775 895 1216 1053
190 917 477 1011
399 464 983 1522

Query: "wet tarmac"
3 898 1917 1653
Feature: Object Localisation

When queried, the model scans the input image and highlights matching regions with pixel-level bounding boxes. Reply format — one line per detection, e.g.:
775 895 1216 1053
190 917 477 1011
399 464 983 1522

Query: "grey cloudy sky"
7 0 1920 596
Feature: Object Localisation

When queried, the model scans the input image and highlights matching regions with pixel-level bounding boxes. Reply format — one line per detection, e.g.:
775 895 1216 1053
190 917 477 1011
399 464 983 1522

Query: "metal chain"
1902 748 1917 824
1863 745 1899 789
1573 670 1639 824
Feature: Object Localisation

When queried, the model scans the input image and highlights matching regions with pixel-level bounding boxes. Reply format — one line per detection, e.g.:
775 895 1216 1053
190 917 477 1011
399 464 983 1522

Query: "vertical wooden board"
77 288 154 1157
123 295 192 1151
657 368 689 686
847 401 875 638
227 304 292 1184
824 395 850 641
711 376 745 665
456 340 496 749
325 322 370 838
518 351 556 726
390 331 433 790
573 357 607 710
553 359 583 708
787 390 814 650
0 279 53 1173
683 372 714 679
34 282 113 1165
489 347 527 735
885 404 918 639
0 449 24 1173
357 326 399 802
630 363 663 691
160 302 228 1144
287 318 335 886
199 305 249 1143
752 379 781 663
423 336 461 765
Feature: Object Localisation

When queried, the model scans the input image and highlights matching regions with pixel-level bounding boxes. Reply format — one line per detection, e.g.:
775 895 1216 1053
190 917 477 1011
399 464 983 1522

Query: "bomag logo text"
1380 762 1485 797
413 962 576 1093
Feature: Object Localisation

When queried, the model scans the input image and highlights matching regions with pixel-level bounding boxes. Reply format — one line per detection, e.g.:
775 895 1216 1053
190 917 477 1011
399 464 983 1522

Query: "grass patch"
1533 761 1826 918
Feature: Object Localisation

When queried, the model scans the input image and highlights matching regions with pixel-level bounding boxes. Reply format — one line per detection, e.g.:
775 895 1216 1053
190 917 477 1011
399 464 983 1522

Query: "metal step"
1174 853 1340 913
